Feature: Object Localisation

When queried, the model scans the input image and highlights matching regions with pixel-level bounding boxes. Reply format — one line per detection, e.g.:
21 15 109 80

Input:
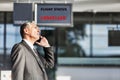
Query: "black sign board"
13 3 33 26
108 30 120 46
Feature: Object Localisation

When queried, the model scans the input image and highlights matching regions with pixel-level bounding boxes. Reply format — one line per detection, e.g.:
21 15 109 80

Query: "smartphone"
36 37 42 42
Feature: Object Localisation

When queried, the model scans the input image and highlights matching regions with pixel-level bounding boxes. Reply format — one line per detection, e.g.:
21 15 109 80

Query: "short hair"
20 22 31 38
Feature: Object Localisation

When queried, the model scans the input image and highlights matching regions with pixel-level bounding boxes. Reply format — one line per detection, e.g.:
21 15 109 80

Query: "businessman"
10 22 54 80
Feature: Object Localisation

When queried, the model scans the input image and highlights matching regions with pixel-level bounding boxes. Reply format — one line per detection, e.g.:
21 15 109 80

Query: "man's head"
20 22 40 42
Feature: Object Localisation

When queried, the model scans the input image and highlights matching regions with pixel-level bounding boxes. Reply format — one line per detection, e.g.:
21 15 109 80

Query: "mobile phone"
36 37 42 42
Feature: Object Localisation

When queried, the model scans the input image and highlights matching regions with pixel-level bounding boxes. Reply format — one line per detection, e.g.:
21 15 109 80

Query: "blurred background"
1 0 120 80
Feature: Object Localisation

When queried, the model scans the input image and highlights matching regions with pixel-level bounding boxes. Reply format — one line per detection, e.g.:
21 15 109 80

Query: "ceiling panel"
0 0 120 12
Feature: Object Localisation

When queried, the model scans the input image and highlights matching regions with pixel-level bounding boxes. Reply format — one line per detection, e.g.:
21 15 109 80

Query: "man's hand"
36 36 50 47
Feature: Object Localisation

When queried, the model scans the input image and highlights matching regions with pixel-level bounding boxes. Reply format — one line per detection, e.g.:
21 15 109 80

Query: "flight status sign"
35 4 73 27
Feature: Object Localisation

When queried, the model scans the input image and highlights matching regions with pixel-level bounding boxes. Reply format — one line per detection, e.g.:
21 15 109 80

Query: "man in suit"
10 22 54 80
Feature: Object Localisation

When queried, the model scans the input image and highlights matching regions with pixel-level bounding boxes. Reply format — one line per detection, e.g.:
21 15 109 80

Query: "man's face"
26 22 40 41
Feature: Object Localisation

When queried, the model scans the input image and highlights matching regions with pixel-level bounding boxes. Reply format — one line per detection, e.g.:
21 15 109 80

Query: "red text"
40 16 66 21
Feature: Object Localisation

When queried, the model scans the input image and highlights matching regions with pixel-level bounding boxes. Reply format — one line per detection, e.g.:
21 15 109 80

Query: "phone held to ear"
36 37 42 42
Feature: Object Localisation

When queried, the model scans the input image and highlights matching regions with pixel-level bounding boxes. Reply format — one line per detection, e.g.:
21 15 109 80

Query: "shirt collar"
23 39 34 49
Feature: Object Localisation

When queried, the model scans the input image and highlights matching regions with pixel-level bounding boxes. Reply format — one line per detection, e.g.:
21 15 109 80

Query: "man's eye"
35 27 39 29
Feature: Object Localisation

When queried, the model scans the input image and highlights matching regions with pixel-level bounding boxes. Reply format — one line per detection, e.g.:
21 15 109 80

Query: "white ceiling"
0 0 120 12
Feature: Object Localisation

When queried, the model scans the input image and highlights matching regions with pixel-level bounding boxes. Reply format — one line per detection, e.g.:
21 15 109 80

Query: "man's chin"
36 37 40 41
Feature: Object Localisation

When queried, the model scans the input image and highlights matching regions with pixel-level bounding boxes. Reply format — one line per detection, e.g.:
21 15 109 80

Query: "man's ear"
24 28 29 34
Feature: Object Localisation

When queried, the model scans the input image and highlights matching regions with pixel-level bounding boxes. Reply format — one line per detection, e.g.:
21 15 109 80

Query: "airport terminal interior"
1 0 120 80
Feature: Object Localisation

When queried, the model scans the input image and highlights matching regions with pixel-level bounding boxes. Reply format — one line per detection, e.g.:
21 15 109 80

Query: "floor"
56 66 120 80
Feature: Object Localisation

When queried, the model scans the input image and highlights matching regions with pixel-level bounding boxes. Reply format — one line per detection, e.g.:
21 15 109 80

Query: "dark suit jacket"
10 40 54 80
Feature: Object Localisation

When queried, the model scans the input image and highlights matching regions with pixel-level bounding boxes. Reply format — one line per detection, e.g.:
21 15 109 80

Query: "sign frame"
35 3 73 27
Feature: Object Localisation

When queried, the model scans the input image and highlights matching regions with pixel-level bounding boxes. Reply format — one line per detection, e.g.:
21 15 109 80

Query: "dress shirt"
23 39 34 50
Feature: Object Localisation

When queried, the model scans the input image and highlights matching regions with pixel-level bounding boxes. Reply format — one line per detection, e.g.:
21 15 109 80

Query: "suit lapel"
21 40 46 72
21 40 34 54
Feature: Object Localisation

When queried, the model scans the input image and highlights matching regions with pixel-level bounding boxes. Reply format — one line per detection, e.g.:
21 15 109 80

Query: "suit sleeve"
41 46 54 68
10 44 25 80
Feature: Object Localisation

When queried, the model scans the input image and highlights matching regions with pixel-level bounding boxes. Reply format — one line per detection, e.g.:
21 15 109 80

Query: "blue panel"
13 3 33 26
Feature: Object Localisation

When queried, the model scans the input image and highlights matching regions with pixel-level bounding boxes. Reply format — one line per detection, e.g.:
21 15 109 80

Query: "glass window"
6 24 21 54
0 24 4 68
92 24 120 57
1 12 120 67
57 24 90 57
0 24 4 50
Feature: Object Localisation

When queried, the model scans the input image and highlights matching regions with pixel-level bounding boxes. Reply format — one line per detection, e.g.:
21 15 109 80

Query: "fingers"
35 36 50 47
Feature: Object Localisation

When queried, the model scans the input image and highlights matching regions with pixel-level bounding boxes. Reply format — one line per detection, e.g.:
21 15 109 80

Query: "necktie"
33 48 38 56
